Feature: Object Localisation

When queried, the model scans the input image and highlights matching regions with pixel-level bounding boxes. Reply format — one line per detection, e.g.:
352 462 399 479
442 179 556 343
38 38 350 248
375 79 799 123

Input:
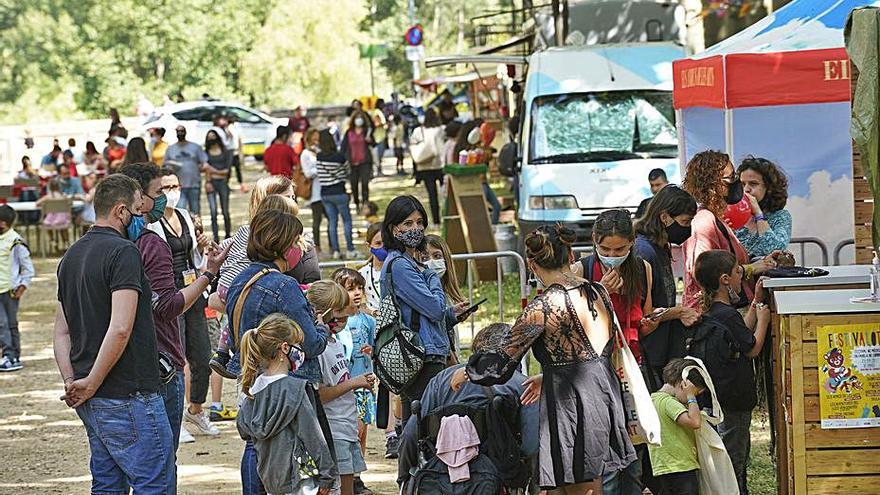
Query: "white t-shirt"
358 263 382 312
300 148 322 205
317 338 358 442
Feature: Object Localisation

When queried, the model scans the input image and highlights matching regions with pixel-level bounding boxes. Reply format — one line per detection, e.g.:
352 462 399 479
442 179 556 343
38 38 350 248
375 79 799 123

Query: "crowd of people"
36 88 800 495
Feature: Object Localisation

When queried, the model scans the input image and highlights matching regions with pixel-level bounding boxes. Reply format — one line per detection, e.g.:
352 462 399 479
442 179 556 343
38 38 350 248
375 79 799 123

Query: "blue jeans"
482 181 501 225
180 186 201 216
718 409 752 495
0 292 20 360
76 392 175 494
207 178 231 242
159 371 184 451
241 440 266 495
323 193 354 253
375 141 387 175
602 449 644 495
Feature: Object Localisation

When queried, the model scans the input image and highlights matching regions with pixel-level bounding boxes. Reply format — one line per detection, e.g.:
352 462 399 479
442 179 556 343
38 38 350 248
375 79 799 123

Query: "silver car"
137 100 287 157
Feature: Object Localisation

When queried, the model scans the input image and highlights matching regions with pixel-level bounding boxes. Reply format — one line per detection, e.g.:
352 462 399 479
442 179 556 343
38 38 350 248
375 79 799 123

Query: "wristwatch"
201 271 217 283
754 213 767 222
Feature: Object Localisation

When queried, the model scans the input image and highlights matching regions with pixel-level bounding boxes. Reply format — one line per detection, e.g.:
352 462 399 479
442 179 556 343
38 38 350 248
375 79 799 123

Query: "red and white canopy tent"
672 0 880 263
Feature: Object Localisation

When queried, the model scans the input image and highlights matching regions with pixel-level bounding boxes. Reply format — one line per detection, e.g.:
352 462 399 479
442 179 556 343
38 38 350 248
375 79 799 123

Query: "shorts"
355 390 375 425
206 314 222 352
333 438 366 476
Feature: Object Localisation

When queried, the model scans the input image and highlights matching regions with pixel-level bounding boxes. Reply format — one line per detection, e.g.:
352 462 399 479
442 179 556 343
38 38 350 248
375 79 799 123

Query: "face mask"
126 211 145 240
284 246 303 269
150 136 159 145
726 179 744 205
286 344 305 373
327 318 343 333
165 190 181 209
665 220 692 245
146 193 167 223
598 251 629 269
354 117 365 127
425 259 447 278
467 128 481 145
395 227 425 249
370 247 388 261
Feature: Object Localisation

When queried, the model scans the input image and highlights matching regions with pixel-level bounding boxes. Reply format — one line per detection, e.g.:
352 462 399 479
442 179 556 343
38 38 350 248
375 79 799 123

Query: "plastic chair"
38 197 73 257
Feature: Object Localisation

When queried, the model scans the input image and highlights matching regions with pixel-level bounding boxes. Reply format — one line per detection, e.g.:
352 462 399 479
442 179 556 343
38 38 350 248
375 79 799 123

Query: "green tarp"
846 7 880 250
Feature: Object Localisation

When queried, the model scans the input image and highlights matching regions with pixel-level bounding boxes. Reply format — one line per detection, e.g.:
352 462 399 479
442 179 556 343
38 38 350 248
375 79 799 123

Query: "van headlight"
528 195 579 210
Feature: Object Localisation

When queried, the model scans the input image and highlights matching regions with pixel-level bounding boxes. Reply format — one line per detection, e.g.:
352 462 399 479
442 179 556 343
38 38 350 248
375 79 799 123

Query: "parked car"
136 101 287 157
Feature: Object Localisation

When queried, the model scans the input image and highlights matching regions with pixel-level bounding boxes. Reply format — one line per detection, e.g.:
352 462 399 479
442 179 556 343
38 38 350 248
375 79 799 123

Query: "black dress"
466 281 636 489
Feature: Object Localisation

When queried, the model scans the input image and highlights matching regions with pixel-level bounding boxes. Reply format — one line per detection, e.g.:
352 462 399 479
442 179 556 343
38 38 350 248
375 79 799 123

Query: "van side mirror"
498 142 519 177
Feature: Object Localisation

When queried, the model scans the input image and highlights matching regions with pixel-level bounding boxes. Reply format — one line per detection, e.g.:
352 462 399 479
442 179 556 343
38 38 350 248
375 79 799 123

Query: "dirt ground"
0 163 406 495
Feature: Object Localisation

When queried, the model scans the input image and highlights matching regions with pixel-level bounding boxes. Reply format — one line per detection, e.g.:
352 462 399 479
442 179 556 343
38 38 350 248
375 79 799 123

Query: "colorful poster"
817 323 880 429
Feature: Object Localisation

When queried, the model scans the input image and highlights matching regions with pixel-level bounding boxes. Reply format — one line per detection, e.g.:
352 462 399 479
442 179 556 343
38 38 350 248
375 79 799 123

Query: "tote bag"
609 306 662 446
409 127 439 165
682 357 740 495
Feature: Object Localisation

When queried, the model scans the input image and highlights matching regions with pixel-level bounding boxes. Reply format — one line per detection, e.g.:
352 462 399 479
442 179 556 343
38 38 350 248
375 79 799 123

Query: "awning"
424 54 527 69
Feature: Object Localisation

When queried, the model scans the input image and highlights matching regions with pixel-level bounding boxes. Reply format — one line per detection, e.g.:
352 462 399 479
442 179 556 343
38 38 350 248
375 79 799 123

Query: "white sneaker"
179 426 196 443
346 250 359 260
332 251 341 260
184 409 221 435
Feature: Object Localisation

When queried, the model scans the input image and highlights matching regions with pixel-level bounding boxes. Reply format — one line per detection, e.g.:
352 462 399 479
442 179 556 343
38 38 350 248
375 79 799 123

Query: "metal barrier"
833 238 855 266
788 237 829 266
318 250 531 347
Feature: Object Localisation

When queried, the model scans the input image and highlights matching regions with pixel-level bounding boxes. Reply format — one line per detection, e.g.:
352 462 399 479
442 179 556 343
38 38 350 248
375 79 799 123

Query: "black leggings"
349 163 371 209
310 201 324 251
657 469 699 495
420 170 443 225
180 296 211 404
229 154 243 184
400 360 447 424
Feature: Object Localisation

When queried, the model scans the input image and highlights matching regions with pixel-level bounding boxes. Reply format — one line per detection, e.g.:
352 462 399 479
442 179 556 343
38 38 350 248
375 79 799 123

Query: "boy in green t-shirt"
648 358 707 495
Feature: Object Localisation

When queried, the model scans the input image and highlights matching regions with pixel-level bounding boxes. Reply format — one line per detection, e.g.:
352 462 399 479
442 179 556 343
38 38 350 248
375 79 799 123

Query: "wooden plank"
786 369 820 395
853 154 864 177
807 451 880 475
854 200 875 224
786 342 817 369
802 394 820 422
805 423 880 448
856 224 873 247
790 315 807 495
854 177 872 199
807 475 880 495
856 247 873 264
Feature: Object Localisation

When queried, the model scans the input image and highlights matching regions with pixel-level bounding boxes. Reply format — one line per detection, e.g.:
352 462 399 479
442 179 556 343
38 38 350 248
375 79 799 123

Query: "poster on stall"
817 323 880 429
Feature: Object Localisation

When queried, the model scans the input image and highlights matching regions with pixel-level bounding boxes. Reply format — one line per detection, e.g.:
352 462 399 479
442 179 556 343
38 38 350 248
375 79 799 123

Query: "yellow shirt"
152 140 169 167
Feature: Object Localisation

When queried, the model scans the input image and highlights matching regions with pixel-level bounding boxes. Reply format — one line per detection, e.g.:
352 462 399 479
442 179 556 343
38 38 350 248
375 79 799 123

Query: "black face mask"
726 179 744 205
665 220 692 245
176 132 186 141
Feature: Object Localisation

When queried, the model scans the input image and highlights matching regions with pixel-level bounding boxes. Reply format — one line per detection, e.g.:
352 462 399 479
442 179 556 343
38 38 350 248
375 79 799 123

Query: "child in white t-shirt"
308 281 376 495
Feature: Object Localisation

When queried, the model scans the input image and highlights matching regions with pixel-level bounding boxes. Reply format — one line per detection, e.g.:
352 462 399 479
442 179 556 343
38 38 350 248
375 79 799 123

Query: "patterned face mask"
394 227 425 249
286 344 305 372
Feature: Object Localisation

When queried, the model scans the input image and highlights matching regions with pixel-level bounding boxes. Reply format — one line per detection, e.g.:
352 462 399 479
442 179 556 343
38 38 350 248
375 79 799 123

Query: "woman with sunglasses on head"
734 156 792 258
681 151 777 309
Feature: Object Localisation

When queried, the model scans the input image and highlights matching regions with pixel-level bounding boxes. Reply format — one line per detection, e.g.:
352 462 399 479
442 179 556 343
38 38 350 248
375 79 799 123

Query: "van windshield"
529 91 677 164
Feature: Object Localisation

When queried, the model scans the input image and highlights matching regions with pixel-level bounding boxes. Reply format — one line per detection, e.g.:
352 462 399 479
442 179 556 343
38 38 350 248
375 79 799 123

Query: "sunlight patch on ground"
178 463 241 486
0 413 46 423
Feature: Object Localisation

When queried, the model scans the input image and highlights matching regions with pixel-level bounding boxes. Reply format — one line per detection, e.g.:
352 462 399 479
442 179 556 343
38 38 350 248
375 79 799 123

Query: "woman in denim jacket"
226 207 331 495
379 196 468 422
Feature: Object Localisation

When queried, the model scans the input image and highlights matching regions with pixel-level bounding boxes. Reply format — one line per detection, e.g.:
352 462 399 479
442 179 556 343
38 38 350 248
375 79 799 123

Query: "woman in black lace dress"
451 225 636 493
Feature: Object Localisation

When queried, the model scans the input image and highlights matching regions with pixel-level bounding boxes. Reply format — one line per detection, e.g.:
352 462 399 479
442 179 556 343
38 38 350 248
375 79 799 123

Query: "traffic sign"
404 25 424 46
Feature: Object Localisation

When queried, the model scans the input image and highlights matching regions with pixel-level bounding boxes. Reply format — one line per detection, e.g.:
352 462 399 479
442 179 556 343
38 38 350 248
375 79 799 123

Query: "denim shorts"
333 438 366 475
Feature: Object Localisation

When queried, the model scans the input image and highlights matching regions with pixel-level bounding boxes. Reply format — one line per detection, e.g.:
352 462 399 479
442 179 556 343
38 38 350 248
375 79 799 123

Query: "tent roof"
697 0 880 57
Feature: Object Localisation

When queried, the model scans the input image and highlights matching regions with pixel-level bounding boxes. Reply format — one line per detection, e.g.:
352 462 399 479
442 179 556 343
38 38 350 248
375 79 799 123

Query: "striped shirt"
218 225 250 290
316 152 349 193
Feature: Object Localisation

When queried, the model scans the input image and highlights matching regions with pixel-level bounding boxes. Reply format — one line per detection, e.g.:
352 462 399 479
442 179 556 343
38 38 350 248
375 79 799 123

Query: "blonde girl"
237 313 336 495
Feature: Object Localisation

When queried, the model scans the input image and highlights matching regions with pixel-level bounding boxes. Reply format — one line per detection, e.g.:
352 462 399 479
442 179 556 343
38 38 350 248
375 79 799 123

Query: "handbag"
409 127 438 165
682 357 740 495
607 292 662 446
373 257 427 395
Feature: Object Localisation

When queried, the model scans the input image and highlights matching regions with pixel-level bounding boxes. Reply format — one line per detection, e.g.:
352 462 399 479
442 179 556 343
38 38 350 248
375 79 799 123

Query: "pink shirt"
348 130 367 165
682 208 750 309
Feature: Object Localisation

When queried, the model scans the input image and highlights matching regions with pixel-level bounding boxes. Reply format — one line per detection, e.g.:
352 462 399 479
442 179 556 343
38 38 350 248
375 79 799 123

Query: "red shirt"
263 142 297 177
347 130 367 165
587 257 644 362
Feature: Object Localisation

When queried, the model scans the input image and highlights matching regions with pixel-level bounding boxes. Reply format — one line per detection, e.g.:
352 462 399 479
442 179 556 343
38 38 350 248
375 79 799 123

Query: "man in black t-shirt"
635 169 669 218
53 174 174 492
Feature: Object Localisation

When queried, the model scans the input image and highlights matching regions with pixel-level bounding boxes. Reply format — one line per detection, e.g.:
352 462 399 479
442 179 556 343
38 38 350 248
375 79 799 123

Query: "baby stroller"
404 389 531 495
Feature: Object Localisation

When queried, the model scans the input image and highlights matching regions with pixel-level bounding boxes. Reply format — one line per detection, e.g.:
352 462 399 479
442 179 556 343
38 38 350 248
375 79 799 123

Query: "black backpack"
681 315 741 408
481 388 530 490
406 454 503 495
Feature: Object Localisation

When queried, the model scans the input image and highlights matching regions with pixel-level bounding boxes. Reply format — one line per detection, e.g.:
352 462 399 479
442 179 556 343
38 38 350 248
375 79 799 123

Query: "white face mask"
425 259 447 278
354 117 365 127
165 190 181 210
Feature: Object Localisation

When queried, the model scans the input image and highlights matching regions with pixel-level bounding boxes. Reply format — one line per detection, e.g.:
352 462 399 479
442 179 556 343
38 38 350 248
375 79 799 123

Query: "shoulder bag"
373 257 427 395
231 267 278 348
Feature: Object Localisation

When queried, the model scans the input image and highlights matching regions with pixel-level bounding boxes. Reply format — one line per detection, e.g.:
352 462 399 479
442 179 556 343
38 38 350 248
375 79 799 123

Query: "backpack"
291 160 312 200
481 388 530 490
681 315 741 412
406 453 503 495
497 142 517 177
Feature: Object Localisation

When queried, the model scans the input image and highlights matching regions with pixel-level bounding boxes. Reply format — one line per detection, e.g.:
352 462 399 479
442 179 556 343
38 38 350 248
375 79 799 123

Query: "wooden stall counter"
763 265 871 292
771 288 880 495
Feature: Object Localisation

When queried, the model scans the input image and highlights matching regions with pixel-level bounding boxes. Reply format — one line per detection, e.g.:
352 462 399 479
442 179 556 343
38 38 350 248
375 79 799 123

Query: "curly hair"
737 156 788 213
683 150 730 218
524 223 576 269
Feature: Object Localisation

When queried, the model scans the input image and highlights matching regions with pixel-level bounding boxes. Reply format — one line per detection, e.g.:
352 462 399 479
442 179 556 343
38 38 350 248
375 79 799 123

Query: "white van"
513 42 685 244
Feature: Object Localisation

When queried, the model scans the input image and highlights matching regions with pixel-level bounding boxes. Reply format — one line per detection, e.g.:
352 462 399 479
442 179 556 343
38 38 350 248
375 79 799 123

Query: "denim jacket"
226 261 328 384
380 251 454 357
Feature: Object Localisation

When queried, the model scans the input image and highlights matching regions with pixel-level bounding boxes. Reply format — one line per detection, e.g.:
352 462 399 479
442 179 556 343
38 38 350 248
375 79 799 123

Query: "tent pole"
675 108 686 176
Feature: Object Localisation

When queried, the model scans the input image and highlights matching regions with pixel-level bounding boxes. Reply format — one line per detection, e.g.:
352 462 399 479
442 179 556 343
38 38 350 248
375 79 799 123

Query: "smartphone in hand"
456 298 488 322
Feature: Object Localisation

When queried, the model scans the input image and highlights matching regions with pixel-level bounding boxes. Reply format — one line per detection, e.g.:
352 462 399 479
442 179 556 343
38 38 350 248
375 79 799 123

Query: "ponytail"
239 329 260 398
238 313 305 398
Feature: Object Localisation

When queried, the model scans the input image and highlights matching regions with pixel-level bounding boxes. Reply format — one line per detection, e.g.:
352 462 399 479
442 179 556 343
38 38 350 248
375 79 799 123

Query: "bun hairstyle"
694 249 738 312
524 224 576 269
239 313 304 398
